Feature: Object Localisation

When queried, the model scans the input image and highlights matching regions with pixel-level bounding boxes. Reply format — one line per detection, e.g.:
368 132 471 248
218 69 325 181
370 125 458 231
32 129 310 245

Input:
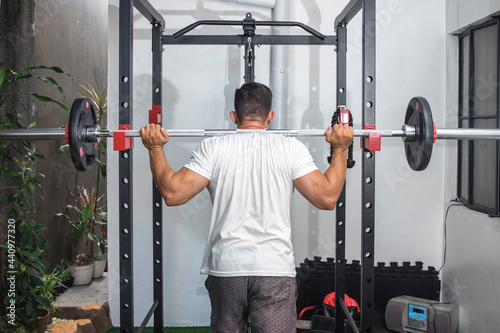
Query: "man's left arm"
142 124 210 206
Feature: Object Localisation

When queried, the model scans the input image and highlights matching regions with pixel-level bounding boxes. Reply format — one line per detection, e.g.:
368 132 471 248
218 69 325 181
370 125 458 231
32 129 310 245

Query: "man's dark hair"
234 82 273 122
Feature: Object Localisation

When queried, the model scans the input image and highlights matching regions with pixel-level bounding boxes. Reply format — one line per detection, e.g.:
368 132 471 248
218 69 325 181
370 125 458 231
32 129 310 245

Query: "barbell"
1 96 500 172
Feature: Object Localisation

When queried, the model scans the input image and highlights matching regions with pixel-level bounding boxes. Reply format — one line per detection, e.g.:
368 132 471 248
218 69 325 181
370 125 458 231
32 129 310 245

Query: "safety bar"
339 298 361 333
136 299 160 333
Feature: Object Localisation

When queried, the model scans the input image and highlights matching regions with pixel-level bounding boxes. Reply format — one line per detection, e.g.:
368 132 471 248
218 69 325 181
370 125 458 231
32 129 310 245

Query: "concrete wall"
33 0 108 270
0 0 108 270
107 0 447 327
0 1 35 70
443 1 500 332
0 1 36 217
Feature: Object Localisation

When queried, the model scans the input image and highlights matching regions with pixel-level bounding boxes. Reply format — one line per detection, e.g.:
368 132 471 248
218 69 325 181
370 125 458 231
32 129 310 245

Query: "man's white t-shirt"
184 131 318 278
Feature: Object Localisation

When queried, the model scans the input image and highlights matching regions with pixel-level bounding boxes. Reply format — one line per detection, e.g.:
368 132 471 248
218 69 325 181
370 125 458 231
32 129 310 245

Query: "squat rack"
117 0 376 332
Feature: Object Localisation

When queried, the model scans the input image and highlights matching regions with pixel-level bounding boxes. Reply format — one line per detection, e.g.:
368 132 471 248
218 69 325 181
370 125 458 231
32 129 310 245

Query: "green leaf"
18 250 34 257
12 203 23 219
33 294 52 309
96 158 107 178
58 144 69 153
0 67 13 90
31 260 44 273
18 65 71 78
2 166 18 177
85 230 95 241
30 274 44 288
73 230 81 247
32 75 66 99
22 274 30 290
25 296 34 316
26 181 36 194
101 162 107 178
33 153 47 160
22 92 70 112
82 205 92 223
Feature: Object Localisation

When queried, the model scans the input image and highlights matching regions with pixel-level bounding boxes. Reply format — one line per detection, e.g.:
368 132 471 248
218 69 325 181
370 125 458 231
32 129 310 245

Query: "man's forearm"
148 148 175 199
324 147 348 202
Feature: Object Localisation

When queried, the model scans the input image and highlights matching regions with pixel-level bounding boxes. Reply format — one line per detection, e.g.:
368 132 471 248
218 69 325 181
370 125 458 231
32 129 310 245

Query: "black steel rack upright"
118 1 134 331
118 1 165 332
334 21 348 333
116 0 378 332
335 1 377 332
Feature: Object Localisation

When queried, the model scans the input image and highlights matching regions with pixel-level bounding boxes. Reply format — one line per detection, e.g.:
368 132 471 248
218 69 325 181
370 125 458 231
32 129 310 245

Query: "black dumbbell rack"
296 257 441 332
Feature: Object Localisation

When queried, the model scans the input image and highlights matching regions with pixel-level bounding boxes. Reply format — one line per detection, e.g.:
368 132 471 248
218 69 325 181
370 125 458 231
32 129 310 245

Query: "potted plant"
91 252 107 279
91 215 107 279
53 260 74 295
34 262 76 332
88 208 107 279
39 260 74 305
57 186 106 285
0 66 70 331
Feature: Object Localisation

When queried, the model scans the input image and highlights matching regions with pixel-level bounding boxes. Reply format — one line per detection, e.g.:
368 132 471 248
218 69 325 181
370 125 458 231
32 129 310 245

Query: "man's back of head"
234 82 273 123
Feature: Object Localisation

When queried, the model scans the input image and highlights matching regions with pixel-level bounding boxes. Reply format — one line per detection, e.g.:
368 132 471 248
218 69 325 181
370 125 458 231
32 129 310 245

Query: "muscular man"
141 82 353 333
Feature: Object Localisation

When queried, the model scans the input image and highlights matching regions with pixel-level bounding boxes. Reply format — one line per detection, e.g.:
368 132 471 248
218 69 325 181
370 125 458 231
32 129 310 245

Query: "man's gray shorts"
205 275 297 333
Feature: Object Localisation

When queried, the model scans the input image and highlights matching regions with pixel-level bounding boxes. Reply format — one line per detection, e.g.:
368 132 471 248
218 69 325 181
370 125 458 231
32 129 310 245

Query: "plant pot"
23 308 51 333
54 276 75 295
70 262 94 285
93 259 107 278
64 276 75 288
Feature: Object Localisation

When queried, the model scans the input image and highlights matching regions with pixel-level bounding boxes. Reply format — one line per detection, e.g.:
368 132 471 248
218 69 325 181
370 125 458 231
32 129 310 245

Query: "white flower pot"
70 262 94 285
93 259 107 278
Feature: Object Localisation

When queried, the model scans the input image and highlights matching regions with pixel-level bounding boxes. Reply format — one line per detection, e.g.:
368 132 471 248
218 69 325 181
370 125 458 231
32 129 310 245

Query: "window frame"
457 18 500 217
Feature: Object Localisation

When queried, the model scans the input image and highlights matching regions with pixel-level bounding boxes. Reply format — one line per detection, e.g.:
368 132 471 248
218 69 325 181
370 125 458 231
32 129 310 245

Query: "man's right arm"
293 124 353 210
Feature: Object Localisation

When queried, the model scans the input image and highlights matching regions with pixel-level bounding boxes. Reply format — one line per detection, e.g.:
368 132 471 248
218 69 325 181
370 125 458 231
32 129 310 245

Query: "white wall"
107 0 447 327
443 1 500 332
442 205 500 333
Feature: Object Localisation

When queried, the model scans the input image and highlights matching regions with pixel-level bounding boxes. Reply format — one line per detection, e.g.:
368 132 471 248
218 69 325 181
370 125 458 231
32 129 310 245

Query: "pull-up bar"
164 13 337 46
172 16 326 39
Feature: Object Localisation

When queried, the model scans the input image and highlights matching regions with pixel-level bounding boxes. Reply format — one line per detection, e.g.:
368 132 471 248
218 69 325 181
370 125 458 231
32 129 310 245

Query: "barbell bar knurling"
2 126 500 141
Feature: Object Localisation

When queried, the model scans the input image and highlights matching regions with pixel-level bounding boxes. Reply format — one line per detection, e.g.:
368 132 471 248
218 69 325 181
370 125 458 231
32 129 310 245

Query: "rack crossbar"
134 0 165 28
335 0 363 26
163 35 337 46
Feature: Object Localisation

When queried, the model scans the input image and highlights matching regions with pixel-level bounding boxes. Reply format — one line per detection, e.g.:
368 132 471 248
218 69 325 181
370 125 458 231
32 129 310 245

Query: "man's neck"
237 121 268 130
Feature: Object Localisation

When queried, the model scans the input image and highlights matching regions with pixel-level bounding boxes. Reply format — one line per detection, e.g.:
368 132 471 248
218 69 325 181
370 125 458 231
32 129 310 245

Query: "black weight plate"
68 97 97 172
404 97 433 171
